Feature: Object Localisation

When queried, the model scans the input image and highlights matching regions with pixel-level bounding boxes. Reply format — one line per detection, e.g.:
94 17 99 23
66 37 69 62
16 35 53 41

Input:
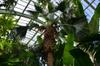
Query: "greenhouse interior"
0 0 100 66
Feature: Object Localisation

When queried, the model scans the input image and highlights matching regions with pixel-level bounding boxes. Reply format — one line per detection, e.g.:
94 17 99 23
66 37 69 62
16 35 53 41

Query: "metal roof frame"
0 0 100 47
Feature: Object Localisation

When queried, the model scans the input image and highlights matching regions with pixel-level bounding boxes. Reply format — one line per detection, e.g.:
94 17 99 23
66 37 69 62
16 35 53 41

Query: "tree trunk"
47 52 53 66
42 25 57 66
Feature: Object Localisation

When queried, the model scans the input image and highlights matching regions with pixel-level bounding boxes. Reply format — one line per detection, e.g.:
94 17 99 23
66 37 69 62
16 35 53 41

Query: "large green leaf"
70 48 93 66
73 0 85 16
89 3 100 34
63 33 74 65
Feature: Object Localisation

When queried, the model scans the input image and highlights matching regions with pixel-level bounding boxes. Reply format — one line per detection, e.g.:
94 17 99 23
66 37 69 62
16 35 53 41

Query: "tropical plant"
0 0 100 66
0 14 40 66
26 0 90 66
70 3 100 66
27 0 100 66
0 14 16 37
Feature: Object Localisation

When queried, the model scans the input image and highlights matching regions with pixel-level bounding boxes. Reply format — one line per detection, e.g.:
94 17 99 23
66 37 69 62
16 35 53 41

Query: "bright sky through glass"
81 0 100 22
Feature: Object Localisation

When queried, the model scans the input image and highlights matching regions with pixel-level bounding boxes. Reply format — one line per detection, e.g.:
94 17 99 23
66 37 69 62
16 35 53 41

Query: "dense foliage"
0 14 39 66
0 0 100 66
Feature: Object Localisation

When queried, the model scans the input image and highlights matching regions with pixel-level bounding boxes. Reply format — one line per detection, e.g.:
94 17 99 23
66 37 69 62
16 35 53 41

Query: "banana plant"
69 2 100 66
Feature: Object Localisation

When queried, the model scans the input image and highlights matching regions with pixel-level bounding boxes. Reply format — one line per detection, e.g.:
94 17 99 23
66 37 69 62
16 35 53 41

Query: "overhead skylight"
81 0 100 22
0 0 100 47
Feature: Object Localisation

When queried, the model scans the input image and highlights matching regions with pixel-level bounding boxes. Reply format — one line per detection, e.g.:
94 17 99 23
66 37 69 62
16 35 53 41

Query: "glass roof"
0 0 100 47
81 0 100 22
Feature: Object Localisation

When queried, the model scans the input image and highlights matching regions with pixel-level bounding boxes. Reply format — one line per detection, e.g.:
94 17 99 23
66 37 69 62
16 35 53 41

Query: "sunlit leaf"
0 43 4 50
37 35 43 45
63 33 74 65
